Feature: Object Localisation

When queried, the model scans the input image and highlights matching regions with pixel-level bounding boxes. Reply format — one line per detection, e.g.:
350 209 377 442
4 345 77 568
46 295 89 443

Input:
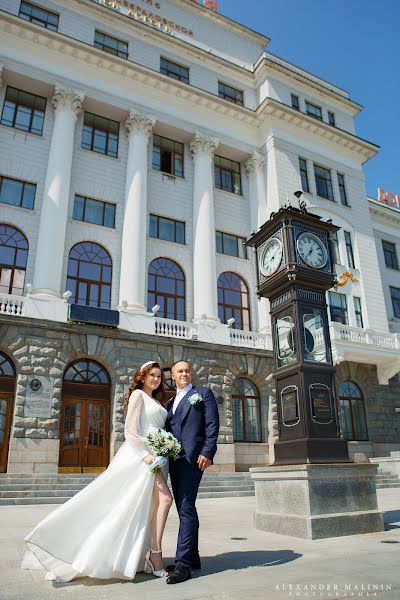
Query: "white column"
32 87 84 296
119 110 155 311
245 151 270 333
190 132 219 322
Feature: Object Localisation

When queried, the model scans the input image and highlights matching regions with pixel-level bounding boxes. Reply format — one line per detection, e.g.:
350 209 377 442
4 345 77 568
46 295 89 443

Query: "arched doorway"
338 381 368 441
231 378 261 442
59 359 111 473
0 352 16 472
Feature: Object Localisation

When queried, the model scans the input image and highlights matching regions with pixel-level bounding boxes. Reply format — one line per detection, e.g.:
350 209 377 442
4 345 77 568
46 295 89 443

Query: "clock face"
296 232 328 269
259 237 283 277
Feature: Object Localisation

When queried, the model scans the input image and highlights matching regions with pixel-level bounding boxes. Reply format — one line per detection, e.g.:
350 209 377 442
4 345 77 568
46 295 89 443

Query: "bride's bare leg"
149 472 173 571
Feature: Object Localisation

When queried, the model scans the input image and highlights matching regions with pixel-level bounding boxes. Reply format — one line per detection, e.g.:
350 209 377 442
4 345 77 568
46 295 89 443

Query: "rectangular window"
344 231 355 269
160 57 189 84
0 175 36 209
149 214 185 244
328 111 336 126
218 82 243 106
81 112 119 158
305 101 323 121
1 86 46 135
152 135 184 177
19 1 59 30
216 231 247 259
94 30 128 59
214 155 242 195
72 195 115 228
329 291 348 325
291 94 300 111
390 287 400 318
354 297 364 328
299 157 309 193
314 164 334 200
330 232 340 265
382 240 399 270
337 173 348 206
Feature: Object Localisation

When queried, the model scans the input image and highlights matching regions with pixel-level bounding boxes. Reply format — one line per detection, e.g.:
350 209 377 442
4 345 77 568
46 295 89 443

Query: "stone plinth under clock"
250 463 383 539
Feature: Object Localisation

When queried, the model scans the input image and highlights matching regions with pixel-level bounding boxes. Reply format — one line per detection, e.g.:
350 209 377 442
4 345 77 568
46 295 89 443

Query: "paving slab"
0 489 399 600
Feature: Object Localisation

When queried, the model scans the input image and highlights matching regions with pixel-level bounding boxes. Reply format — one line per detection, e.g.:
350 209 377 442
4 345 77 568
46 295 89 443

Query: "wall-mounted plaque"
24 376 54 418
281 385 300 426
309 383 333 424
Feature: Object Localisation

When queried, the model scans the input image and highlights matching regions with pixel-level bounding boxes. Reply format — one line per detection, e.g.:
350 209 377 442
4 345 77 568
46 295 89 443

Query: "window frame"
344 231 355 269
232 378 262 443
305 101 323 121
152 134 184 177
1 86 47 136
299 157 310 193
314 163 334 201
382 240 399 270
0 224 29 296
94 30 128 59
328 291 348 325
216 230 247 259
81 112 119 158
338 381 368 442
149 214 186 245
72 195 116 229
291 94 300 111
147 258 186 321
66 242 112 310
337 173 349 206
329 231 341 265
390 286 400 318
160 57 189 84
218 81 244 106
18 1 59 30
353 297 364 328
214 155 242 196
0 175 36 210
328 111 336 126
218 272 251 331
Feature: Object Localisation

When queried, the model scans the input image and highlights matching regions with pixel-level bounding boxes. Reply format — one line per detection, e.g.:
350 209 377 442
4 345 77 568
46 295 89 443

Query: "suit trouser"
169 457 203 569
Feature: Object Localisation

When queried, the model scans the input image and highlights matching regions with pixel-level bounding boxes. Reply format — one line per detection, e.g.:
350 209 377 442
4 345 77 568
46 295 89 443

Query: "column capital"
245 151 265 176
51 86 84 118
0 65 4 88
190 132 219 160
125 110 155 140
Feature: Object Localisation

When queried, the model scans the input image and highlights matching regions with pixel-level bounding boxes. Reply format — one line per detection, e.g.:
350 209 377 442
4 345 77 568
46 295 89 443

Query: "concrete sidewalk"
0 488 399 600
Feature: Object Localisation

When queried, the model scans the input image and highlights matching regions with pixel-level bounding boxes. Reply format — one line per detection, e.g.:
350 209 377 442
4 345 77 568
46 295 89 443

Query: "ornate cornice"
125 110 156 140
190 132 219 160
51 86 84 117
245 151 265 175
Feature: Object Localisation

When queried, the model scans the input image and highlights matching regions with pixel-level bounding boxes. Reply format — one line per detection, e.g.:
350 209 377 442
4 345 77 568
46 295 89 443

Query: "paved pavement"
0 488 399 600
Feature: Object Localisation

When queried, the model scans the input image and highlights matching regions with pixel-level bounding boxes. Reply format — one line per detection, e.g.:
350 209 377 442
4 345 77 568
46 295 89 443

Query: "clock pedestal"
247 204 383 538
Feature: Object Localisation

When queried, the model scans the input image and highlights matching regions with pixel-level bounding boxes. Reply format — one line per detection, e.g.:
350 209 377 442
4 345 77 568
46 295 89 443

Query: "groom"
166 360 220 584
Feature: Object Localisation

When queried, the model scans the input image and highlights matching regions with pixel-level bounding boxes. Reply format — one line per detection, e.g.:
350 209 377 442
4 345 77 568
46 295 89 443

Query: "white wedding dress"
22 389 167 582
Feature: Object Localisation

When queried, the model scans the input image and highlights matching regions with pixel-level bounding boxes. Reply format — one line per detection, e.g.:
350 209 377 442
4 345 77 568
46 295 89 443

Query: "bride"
23 361 173 582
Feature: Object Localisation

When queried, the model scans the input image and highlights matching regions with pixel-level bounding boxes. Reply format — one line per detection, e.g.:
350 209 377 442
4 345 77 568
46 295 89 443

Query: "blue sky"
217 0 399 199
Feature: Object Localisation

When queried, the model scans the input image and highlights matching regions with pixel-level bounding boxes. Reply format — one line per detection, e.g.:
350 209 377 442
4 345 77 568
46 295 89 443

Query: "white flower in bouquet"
146 428 181 474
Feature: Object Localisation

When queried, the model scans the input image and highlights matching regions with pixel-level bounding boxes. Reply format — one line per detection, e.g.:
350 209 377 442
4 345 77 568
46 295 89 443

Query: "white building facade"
0 0 399 475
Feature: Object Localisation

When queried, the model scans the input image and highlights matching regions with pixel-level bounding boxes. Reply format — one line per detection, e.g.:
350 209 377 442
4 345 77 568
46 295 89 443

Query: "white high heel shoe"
144 549 167 577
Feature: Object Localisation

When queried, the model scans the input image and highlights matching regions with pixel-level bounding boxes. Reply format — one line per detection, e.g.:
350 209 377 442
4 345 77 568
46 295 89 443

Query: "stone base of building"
8 438 60 474
250 463 384 540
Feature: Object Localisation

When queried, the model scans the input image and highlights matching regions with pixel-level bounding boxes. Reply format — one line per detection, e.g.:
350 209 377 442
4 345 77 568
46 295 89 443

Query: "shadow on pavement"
383 509 400 531
193 549 302 576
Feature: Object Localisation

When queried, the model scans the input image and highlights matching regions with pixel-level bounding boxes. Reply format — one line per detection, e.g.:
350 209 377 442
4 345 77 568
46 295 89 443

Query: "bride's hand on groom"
143 455 156 465
197 455 211 471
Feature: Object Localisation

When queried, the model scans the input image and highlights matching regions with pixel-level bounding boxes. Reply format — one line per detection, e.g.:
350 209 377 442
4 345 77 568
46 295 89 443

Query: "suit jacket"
166 385 220 465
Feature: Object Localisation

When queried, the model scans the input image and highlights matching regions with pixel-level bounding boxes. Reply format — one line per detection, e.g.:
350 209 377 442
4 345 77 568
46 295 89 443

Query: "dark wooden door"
0 377 15 473
59 382 110 473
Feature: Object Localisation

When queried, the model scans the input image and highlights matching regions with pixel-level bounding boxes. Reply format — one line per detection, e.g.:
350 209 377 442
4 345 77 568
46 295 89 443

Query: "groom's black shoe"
166 566 192 584
166 559 201 572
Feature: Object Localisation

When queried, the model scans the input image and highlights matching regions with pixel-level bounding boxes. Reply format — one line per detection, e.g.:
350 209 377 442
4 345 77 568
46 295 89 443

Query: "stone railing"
330 322 400 350
154 317 198 339
229 328 272 350
0 294 24 316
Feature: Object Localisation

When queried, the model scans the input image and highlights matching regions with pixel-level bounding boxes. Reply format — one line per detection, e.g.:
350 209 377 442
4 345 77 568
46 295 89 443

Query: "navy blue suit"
167 386 219 569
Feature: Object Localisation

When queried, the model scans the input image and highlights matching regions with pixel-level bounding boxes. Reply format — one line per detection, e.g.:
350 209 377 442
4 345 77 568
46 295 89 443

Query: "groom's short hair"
171 360 191 373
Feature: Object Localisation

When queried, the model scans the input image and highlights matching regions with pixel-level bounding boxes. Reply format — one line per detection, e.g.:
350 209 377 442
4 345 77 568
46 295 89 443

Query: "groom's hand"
197 455 211 471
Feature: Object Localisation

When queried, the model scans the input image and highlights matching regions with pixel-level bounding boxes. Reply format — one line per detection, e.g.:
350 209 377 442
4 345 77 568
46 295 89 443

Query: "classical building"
0 0 399 475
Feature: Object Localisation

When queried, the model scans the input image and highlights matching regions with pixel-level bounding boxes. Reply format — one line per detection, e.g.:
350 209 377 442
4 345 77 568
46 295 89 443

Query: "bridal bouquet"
146 429 181 475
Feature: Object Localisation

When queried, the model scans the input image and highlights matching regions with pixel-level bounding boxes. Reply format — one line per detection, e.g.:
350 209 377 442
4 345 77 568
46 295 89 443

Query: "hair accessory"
140 361 156 372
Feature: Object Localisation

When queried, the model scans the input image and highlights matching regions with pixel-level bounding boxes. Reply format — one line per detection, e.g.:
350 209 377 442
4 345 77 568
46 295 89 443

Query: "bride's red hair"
123 362 166 410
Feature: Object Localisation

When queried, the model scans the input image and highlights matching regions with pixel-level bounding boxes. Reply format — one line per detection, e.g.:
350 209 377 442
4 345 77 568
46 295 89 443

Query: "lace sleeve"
124 390 151 459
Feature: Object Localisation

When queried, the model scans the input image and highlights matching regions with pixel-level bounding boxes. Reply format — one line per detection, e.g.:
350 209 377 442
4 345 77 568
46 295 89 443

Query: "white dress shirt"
172 383 193 414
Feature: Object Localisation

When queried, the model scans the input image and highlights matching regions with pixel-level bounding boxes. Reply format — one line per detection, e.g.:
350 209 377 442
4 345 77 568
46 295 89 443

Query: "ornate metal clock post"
247 204 349 464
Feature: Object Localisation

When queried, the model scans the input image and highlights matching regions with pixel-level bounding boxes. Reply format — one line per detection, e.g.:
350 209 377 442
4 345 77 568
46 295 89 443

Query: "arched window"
338 381 368 441
232 378 261 442
0 224 28 296
66 242 112 309
64 359 110 384
0 352 15 377
218 272 250 331
147 258 185 321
